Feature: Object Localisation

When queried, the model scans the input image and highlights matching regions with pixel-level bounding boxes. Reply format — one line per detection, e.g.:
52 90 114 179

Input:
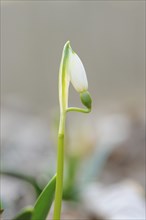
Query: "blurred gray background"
1 1 145 219
1 1 145 113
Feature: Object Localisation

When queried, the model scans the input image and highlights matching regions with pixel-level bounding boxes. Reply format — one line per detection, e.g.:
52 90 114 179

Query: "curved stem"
66 107 91 113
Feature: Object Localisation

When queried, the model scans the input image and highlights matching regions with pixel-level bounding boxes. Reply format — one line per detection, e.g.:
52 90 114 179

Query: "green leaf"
13 207 33 220
31 174 56 220
0 170 42 196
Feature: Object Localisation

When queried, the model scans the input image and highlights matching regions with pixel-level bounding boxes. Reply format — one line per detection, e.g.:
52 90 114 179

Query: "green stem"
66 107 91 113
53 41 70 220
53 113 66 220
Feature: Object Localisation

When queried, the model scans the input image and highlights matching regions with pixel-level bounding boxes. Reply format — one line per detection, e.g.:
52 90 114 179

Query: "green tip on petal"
80 91 92 110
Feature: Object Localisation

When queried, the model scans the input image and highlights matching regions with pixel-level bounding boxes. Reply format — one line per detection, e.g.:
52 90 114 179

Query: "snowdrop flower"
68 51 88 93
65 42 92 111
59 41 92 112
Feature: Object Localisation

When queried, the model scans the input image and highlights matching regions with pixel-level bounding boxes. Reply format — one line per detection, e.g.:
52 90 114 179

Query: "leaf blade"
31 174 56 220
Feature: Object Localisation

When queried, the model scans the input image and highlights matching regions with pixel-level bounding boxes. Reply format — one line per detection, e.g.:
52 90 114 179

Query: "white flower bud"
68 51 88 93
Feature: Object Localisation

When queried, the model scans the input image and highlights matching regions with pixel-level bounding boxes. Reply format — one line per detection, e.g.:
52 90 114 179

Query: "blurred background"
1 1 145 220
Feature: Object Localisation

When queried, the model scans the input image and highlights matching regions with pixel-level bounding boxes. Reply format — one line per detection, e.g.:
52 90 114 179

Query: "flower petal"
69 52 88 93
